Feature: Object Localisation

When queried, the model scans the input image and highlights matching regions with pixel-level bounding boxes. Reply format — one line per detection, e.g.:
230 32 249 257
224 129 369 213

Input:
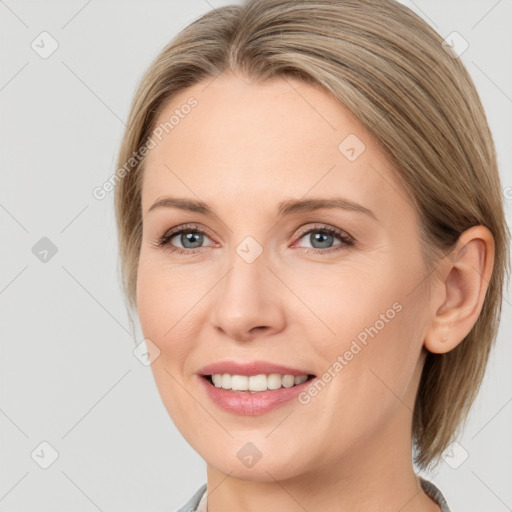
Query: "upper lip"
198 360 315 377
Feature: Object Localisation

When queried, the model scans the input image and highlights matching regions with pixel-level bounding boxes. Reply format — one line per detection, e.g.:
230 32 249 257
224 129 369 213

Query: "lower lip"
198 375 314 416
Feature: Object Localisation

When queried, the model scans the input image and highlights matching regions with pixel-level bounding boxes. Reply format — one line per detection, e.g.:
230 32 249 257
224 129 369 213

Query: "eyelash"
153 222 355 255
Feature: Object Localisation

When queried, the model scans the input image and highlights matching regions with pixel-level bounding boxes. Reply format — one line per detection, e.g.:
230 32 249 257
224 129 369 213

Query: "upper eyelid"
164 223 215 240
295 224 352 239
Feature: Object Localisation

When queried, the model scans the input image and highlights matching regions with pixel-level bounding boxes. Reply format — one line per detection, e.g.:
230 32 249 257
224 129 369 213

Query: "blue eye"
155 223 214 254
154 223 354 255
170 230 208 250
295 225 354 253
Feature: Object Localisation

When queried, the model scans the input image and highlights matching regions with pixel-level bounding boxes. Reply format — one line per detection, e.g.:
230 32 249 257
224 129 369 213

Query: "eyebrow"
147 196 377 221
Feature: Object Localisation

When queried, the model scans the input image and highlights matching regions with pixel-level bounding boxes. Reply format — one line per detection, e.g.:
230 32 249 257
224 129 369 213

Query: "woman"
114 0 510 510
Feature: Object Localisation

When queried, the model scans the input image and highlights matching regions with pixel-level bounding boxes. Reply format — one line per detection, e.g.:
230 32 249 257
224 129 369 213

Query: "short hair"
114 0 510 471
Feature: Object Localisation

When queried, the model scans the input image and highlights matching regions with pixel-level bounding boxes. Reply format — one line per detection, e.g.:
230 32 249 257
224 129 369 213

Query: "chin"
198 439 314 482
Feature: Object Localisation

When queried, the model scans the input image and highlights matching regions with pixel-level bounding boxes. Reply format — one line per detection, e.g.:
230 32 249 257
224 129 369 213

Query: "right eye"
154 223 215 254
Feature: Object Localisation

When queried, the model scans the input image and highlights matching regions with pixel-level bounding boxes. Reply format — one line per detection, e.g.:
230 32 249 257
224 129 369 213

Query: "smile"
207 373 312 392
198 373 317 415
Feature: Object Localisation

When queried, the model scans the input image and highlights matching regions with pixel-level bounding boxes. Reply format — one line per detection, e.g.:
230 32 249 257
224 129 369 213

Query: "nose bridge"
211 237 283 339
221 231 269 294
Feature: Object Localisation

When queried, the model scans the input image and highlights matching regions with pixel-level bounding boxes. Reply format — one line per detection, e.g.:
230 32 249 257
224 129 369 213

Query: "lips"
197 360 315 377
197 372 316 415
196 360 317 415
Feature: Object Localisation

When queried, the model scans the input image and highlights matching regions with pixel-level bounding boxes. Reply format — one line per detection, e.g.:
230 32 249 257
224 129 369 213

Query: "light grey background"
1 1 511 511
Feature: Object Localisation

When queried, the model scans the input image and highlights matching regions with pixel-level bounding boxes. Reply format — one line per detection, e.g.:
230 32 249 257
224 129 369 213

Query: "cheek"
313 258 428 391
297 295 426 459
136 256 195 366
136 258 201 430
296 266 405 347
136 253 203 336
136 259 166 340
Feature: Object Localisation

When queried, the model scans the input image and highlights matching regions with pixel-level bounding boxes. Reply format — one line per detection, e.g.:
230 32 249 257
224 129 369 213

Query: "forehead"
141 73 410 221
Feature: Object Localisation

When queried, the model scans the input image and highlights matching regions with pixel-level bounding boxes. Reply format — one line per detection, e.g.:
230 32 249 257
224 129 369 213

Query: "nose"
210 249 286 342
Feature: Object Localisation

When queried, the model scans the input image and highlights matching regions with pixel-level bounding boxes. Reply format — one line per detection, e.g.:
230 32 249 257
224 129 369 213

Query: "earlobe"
424 225 495 355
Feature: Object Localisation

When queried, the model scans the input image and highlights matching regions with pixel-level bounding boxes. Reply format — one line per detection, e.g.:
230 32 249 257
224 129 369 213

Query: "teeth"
249 374 267 391
296 375 309 385
210 373 309 392
232 375 249 391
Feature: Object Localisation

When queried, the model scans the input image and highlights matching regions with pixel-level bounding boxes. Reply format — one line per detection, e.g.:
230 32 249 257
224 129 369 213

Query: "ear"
424 225 495 354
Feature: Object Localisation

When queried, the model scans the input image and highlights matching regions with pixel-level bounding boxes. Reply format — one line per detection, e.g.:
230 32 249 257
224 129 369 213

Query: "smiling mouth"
202 373 316 393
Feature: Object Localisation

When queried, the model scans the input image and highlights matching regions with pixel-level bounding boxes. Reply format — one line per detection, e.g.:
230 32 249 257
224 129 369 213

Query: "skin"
136 73 494 512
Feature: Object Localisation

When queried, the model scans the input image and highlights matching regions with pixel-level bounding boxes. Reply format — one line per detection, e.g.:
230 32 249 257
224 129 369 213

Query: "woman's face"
137 73 434 481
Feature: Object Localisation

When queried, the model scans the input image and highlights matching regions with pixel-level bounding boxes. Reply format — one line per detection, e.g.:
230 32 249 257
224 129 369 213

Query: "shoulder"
173 483 207 512
419 476 451 512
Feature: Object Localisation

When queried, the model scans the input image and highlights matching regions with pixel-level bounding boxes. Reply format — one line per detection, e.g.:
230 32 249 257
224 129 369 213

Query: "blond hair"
114 0 510 470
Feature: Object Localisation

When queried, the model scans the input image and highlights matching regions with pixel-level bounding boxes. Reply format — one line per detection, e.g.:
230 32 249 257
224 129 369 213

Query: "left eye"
296 228 343 250
293 226 354 252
